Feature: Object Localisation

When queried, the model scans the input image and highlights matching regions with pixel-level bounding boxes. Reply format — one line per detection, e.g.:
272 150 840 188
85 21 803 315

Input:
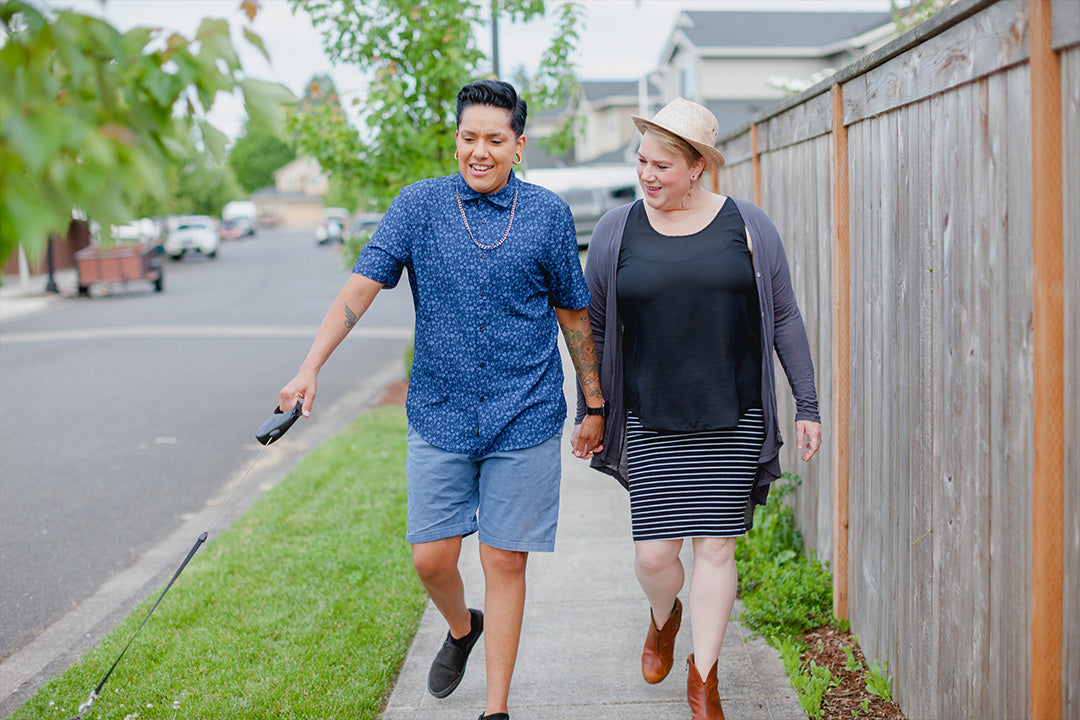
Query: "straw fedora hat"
632 97 725 172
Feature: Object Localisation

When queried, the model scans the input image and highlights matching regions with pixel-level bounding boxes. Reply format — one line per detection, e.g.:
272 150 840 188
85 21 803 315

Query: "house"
650 9 895 137
250 156 332 227
573 79 661 165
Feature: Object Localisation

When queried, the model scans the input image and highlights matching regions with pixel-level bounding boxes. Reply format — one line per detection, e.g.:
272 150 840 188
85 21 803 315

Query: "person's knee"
635 542 681 576
411 541 457 583
481 545 528 577
694 537 737 567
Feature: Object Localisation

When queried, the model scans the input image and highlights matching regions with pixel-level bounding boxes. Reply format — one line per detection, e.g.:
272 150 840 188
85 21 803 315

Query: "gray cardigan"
575 198 820 513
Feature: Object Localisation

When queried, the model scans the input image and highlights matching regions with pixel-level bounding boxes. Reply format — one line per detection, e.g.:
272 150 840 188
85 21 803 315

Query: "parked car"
164 215 220 260
220 216 255 241
315 207 350 245
349 213 383 243
560 185 636 247
521 166 638 248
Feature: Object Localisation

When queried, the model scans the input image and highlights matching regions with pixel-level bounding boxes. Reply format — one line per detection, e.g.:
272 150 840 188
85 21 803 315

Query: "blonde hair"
643 127 703 170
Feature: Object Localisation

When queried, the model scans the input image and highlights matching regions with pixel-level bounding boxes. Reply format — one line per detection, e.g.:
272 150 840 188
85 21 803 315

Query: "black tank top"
617 198 762 431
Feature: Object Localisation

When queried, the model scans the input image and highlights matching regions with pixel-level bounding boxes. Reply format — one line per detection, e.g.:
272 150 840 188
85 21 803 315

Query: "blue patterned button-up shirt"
354 171 590 455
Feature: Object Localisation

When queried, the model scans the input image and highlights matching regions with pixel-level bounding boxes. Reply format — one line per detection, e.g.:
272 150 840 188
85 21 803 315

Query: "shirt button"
480 397 485 402
756 272 761 277
479 362 485 368
761 312 765 317
481 253 487 259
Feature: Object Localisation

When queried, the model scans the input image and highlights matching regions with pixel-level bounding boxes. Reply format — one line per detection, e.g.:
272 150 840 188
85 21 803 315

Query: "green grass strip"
15 406 426 720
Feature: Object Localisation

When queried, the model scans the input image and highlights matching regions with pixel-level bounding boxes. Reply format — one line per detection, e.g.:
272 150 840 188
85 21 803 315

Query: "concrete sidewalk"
381 358 805 720
0 269 77 323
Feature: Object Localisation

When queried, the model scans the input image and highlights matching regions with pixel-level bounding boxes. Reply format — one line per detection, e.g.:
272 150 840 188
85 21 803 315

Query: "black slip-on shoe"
477 714 510 720
428 609 483 698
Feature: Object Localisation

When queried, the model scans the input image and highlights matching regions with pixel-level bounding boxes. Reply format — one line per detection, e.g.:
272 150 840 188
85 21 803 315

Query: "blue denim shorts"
404 425 562 552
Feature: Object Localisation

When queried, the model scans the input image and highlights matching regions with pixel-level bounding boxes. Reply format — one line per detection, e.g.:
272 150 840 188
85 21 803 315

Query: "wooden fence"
712 1 1078 717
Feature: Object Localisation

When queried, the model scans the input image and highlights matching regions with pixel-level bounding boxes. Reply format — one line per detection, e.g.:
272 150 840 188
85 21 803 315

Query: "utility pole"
491 0 500 78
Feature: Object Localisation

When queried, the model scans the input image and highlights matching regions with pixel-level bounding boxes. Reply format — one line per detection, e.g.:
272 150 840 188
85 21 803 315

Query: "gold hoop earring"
454 150 459 160
514 152 522 165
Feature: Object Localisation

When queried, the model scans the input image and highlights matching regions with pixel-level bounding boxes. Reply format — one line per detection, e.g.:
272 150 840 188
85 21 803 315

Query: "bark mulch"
802 625 907 719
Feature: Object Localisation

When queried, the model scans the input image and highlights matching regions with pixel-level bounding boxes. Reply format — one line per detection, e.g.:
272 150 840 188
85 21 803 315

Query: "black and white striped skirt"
626 407 766 541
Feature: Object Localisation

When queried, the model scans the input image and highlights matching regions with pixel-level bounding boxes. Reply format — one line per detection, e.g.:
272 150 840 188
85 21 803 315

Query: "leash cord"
66 441 272 719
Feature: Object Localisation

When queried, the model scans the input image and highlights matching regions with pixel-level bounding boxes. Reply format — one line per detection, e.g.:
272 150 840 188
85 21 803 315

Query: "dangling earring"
514 152 522 165
682 178 696 209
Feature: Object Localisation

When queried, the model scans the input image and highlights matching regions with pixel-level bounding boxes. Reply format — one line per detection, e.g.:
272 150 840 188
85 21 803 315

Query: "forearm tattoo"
562 313 602 402
344 302 358 329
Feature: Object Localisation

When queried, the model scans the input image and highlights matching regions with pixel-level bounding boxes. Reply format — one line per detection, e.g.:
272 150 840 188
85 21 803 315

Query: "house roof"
674 10 892 54
581 79 659 104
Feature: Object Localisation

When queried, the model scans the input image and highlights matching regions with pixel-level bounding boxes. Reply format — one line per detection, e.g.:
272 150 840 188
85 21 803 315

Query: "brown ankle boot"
641 597 682 683
686 653 725 720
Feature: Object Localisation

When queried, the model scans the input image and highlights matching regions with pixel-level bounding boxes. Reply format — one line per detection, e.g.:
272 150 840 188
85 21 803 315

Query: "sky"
48 0 894 140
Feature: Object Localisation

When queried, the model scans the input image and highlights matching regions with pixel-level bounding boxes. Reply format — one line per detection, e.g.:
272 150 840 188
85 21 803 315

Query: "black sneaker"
477 714 509 720
428 608 483 698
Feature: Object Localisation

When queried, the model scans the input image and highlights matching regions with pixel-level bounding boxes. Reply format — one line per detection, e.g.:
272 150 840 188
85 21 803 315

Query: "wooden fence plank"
814 133 833 561
868 112 885 663
931 86 963 714
968 76 994 717
911 95 936 720
1005 61 1034 718
892 103 913 698
830 85 851 622
846 119 863 638
983 68 1012 720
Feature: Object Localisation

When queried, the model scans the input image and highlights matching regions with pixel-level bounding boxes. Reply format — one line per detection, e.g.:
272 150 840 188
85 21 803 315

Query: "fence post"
1030 0 1064 717
750 123 762 206
830 83 850 622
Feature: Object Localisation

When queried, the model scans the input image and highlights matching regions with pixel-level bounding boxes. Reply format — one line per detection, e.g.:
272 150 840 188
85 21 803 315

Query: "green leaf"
243 26 270 62
200 121 229 161
240 78 296 134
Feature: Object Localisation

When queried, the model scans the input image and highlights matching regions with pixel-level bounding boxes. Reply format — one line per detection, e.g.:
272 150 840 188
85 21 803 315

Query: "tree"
135 130 244 219
0 0 295 264
228 116 297 193
890 0 959 33
287 0 582 208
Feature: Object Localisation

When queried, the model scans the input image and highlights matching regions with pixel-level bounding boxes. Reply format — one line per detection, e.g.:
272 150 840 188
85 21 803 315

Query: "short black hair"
455 79 527 137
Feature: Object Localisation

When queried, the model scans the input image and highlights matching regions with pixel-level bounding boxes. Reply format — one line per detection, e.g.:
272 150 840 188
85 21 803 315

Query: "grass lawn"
14 406 426 720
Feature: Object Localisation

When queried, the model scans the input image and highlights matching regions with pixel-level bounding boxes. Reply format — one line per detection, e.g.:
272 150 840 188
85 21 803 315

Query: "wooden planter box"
74 243 164 296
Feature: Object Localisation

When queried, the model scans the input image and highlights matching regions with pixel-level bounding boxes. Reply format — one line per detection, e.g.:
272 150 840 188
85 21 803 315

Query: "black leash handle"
256 400 303 445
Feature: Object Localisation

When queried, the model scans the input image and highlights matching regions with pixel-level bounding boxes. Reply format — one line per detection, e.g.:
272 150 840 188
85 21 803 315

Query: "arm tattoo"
561 313 603 402
343 302 358 329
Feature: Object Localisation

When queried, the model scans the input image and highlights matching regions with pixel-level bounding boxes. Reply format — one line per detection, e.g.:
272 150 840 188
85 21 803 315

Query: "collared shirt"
354 171 590 455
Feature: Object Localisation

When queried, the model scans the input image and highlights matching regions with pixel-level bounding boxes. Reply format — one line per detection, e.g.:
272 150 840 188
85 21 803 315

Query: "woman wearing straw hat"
572 97 822 719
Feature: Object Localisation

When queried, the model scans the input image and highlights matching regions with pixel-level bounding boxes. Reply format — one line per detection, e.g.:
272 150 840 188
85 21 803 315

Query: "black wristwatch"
585 401 609 418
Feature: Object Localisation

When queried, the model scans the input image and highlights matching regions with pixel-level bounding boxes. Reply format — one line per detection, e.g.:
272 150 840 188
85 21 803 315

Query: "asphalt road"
0 228 414 663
